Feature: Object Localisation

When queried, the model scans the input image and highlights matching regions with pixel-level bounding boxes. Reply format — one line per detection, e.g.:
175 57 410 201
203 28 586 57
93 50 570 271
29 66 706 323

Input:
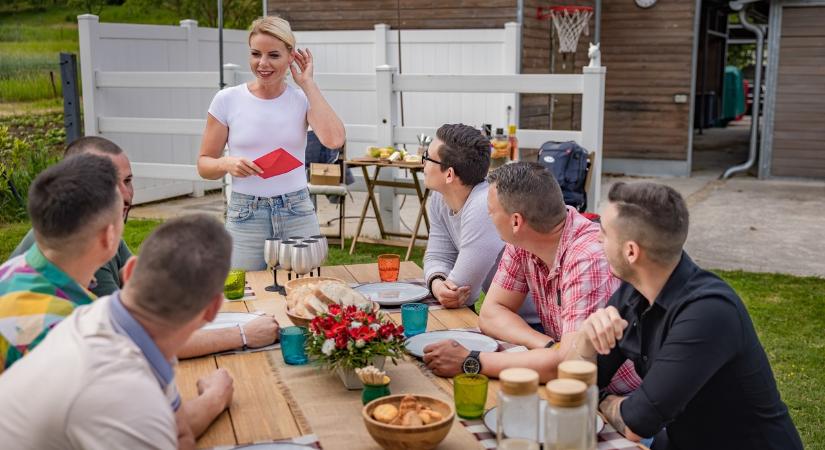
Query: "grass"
0 219 821 448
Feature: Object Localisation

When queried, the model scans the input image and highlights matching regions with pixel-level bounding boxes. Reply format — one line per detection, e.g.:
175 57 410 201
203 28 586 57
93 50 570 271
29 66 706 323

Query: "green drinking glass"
224 269 245 300
454 373 489 419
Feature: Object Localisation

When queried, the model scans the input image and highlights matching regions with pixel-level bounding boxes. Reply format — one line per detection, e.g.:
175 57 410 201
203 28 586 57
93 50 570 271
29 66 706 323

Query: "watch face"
635 0 657 8
462 357 481 374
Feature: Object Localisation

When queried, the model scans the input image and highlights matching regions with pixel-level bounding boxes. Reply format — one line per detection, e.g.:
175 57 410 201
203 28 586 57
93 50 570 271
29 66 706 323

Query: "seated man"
422 124 541 327
571 182 803 450
0 155 231 439
423 162 639 392
8 136 279 359
0 214 237 449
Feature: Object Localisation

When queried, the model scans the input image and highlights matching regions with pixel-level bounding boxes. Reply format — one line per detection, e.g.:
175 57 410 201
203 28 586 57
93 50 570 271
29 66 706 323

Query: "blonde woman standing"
198 16 345 270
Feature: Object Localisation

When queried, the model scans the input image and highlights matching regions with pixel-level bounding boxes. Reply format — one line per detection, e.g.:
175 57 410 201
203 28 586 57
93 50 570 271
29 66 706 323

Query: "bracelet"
426 273 447 296
238 324 248 350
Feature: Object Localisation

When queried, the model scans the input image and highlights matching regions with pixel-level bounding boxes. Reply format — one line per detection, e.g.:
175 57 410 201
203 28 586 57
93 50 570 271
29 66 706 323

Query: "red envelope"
253 148 303 179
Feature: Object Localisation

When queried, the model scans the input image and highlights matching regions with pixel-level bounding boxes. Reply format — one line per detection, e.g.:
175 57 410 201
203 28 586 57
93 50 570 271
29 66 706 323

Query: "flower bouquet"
307 304 407 389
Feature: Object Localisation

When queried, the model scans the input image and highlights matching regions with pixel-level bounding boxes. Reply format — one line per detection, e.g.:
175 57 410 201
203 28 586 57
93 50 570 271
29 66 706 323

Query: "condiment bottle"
508 124 519 161
497 368 540 448
544 379 589 450
558 360 598 450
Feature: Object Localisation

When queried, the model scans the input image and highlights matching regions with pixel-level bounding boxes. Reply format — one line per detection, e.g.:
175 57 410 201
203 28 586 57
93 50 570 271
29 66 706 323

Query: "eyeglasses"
422 148 445 166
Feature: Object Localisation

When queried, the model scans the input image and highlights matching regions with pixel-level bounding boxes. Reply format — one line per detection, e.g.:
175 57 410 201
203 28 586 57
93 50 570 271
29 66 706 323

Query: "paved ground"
130 171 825 278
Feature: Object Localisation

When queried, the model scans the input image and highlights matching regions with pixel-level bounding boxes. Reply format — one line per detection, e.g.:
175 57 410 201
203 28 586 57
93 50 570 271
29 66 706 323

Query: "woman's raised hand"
290 48 315 88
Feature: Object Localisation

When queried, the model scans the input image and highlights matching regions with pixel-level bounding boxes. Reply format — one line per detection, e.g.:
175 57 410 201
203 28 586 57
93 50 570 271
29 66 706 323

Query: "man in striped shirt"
423 162 640 392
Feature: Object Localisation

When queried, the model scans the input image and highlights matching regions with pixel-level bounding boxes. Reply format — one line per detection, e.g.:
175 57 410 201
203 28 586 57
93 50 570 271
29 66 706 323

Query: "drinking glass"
309 235 328 276
264 238 284 294
224 269 245 300
378 254 400 282
454 374 489 419
401 302 428 337
290 244 312 277
278 240 297 282
302 239 322 276
280 326 308 365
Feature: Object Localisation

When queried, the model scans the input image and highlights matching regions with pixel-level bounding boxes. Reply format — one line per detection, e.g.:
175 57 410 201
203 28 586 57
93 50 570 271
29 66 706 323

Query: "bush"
0 117 63 223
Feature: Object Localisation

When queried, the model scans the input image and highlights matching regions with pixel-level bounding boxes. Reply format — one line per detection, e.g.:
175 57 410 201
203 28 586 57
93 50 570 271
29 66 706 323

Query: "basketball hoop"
537 6 593 53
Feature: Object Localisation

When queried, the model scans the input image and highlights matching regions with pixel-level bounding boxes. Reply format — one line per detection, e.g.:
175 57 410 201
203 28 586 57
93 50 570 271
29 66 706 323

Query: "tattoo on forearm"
601 395 628 436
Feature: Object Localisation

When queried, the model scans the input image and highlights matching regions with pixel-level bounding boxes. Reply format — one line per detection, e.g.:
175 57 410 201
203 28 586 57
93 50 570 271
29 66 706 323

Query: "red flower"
328 304 342 316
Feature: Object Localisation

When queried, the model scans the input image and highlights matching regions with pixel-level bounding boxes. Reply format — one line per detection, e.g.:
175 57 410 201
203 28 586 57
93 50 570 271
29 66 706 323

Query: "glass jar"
497 368 540 446
544 379 589 450
558 360 598 450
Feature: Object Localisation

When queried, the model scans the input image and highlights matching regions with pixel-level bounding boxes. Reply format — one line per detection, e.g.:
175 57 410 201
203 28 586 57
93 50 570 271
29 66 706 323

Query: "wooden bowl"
284 276 346 296
362 394 455 450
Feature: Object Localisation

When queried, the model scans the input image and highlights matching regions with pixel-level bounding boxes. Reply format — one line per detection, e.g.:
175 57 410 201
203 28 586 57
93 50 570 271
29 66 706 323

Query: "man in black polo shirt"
571 182 802 450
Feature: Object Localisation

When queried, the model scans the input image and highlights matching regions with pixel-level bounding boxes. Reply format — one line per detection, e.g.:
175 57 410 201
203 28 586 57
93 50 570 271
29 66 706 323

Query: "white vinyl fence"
78 15 605 225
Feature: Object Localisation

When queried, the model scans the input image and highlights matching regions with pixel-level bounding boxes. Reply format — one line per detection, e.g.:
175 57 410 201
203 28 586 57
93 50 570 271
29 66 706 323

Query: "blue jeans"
226 189 321 271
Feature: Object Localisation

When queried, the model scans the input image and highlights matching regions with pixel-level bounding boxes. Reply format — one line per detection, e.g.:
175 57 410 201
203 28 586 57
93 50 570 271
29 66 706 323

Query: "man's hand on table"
243 315 280 348
422 339 470 377
432 279 471 309
197 368 234 410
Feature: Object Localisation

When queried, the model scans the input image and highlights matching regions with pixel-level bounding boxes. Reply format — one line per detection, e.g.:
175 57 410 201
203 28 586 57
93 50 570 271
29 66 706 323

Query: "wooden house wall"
267 0 696 164
770 5 825 178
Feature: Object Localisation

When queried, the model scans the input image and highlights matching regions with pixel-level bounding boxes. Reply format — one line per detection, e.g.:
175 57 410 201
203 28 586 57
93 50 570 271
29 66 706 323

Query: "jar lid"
557 360 597 386
500 368 539 396
545 379 587 407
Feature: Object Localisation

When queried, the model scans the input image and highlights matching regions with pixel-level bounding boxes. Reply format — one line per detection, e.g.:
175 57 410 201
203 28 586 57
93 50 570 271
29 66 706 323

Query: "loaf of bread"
287 279 373 319
315 280 371 307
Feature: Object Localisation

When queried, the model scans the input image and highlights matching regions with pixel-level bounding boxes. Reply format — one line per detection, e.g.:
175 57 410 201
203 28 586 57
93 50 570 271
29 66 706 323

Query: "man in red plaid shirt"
423 162 640 392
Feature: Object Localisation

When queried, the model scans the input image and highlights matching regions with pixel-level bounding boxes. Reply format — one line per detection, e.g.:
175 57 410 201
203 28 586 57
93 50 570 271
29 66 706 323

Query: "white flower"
356 339 365 348
370 323 380 331
321 339 335 356
350 321 362 329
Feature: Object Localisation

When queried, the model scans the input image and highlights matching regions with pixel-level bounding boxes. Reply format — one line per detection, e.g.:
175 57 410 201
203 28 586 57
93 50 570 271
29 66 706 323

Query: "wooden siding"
770 6 825 178
268 0 516 31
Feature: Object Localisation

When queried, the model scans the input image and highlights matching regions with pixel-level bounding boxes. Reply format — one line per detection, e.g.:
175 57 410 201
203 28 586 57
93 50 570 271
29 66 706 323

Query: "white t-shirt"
0 297 177 450
208 83 310 197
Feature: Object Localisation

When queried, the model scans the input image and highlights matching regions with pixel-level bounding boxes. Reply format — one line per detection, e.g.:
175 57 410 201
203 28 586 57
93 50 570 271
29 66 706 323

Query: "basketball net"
550 7 593 53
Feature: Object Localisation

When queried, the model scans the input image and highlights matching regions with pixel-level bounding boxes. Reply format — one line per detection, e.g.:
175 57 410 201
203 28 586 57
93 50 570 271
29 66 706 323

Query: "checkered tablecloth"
460 419 639 450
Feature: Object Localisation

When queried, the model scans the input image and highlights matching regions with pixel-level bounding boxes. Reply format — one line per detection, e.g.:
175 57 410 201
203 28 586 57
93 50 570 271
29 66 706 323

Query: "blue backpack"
537 141 590 211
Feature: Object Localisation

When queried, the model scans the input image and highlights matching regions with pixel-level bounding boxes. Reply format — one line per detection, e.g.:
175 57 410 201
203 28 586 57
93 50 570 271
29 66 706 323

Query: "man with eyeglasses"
421 124 539 332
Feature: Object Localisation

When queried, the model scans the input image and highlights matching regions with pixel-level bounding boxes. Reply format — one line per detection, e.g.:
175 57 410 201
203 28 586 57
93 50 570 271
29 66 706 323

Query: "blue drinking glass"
281 326 308 365
401 303 428 338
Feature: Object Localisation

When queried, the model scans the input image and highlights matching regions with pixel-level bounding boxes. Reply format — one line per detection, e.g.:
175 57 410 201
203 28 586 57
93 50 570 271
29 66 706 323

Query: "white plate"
202 312 260 330
483 401 604 441
405 330 499 357
354 282 430 306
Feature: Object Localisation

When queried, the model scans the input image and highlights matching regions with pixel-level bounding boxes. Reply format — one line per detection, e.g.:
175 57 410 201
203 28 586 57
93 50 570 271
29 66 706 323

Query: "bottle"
557 361 598 450
491 127 510 169
497 368 540 448
508 124 519 161
544 379 589 450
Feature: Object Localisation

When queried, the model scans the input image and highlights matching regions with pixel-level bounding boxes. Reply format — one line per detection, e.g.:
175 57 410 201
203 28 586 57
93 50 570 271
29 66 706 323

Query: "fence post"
59 53 82 145
221 63 240 207
180 19 206 198
376 64 400 233
374 24 389 66
77 14 100 136
581 66 606 212
504 22 521 127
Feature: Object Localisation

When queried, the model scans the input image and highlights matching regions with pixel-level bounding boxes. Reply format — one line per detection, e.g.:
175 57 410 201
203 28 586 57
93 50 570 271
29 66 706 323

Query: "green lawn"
0 219 821 448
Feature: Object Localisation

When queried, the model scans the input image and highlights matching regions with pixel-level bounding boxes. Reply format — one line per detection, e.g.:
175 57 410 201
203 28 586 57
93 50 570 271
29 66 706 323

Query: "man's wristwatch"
462 350 482 374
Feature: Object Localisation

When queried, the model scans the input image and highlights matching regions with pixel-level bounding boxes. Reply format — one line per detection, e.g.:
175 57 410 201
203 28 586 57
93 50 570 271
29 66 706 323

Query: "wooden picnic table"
177 262 641 449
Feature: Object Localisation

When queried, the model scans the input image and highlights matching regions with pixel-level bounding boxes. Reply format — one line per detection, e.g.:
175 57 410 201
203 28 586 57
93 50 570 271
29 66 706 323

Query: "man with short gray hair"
0 214 236 450
423 162 640 391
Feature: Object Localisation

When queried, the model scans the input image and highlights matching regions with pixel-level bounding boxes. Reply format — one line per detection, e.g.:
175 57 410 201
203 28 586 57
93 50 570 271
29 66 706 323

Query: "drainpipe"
722 3 764 179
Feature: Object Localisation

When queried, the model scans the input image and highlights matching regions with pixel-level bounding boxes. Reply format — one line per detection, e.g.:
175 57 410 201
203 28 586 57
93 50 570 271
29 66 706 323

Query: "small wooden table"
177 263 641 449
346 159 430 261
